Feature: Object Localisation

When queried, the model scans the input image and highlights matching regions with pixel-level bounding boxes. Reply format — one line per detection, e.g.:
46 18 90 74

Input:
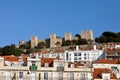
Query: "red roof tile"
93 68 117 79
3 55 27 62
3 56 18 62
93 59 119 64
41 58 58 67
105 48 120 53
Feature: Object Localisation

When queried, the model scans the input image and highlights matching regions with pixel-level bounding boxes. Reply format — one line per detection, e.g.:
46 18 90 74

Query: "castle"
19 30 94 48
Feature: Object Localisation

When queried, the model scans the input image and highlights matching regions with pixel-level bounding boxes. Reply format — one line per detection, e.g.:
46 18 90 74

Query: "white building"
64 46 105 63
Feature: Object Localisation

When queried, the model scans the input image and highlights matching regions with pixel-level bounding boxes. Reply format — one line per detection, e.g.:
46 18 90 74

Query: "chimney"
93 45 96 50
36 54 39 59
76 46 79 51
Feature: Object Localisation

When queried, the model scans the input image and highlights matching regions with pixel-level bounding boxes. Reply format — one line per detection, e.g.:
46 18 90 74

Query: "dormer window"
31 61 36 66
18 57 22 62
32 63 36 66
70 64 74 68
45 63 49 67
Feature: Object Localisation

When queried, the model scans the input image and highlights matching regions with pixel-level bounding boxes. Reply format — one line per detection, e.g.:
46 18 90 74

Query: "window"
32 63 36 66
70 73 74 80
45 63 49 67
74 53 77 56
57 62 64 71
79 58 81 60
103 76 109 80
70 64 74 68
18 57 22 61
74 57 77 60
78 53 81 56
19 72 23 78
80 73 85 80
66 52 69 60
44 72 48 80
59 72 63 80
32 61 36 66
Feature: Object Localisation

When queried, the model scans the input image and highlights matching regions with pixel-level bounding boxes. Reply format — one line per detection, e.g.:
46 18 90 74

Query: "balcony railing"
29 66 37 71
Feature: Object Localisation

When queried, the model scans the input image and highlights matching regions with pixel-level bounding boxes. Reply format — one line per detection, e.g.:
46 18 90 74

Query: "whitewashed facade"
64 49 105 63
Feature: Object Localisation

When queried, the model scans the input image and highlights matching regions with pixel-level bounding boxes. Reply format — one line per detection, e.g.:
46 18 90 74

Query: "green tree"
19 44 26 49
102 31 118 38
75 34 81 39
71 40 77 45
76 39 88 45
37 42 46 49
95 31 120 43
1 44 23 56
62 40 71 46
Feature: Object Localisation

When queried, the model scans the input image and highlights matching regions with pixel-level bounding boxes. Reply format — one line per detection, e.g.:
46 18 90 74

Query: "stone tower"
31 36 38 48
50 34 56 48
65 33 72 41
81 30 94 40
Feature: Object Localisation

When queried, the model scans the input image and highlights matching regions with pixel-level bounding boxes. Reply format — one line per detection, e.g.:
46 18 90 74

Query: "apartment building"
64 45 105 63
0 55 92 80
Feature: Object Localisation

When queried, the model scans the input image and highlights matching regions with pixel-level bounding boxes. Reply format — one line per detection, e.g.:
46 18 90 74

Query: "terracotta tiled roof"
22 57 27 62
74 62 84 67
54 50 65 53
41 58 58 67
93 59 119 64
79 47 92 50
105 48 120 53
3 56 18 62
93 68 117 79
3 55 27 62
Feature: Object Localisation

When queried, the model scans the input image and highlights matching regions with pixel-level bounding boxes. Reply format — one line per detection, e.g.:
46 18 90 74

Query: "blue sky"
0 0 120 47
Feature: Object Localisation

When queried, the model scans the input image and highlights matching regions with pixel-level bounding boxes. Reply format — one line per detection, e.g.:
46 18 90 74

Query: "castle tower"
50 34 56 48
65 33 72 41
81 30 94 40
31 36 38 48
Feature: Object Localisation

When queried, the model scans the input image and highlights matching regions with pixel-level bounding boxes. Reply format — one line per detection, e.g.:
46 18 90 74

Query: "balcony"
29 66 37 71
